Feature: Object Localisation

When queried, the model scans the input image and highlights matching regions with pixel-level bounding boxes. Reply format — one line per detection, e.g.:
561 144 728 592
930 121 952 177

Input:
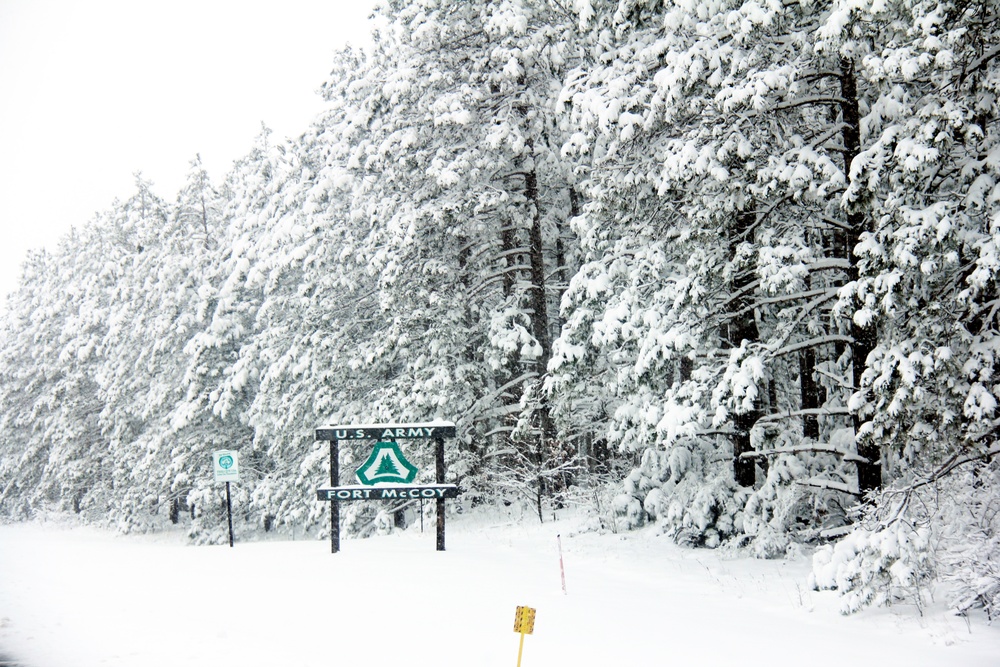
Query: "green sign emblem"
356 441 418 485
218 455 234 469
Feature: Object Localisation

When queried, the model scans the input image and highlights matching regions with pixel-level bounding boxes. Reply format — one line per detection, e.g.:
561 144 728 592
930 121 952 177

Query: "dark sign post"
329 438 339 553
315 422 457 553
435 435 446 551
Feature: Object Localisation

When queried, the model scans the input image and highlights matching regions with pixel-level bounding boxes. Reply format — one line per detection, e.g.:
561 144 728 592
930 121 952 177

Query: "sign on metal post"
213 450 239 547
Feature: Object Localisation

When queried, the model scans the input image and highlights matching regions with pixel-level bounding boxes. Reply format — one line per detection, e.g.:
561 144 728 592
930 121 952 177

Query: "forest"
1 0 998 618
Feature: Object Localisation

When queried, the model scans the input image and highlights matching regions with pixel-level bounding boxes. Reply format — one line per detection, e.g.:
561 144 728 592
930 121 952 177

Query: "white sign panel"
213 449 239 483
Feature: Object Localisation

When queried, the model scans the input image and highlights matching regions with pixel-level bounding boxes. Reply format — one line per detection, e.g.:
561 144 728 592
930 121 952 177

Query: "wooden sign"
315 422 456 441
315 421 458 554
317 485 459 501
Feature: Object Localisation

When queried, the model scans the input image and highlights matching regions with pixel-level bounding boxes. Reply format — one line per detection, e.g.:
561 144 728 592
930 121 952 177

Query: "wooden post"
435 435 445 551
330 438 340 553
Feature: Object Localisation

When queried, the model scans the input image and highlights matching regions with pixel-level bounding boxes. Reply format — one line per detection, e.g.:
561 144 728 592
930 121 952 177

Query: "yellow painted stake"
513 606 535 667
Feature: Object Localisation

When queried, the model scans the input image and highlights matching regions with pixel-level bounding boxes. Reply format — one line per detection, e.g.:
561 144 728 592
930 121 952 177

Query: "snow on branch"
797 69 847 82
808 257 852 272
740 444 868 464
755 286 836 307
747 95 849 117
897 443 1000 494
795 477 860 496
472 371 539 411
769 334 854 358
766 288 842 351
478 402 531 422
755 406 852 422
693 428 739 437
466 266 534 298
724 285 838 323
963 45 1000 80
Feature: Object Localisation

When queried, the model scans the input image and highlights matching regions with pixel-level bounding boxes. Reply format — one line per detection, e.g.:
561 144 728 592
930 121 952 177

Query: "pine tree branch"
899 444 1000 493
963 45 1000 81
740 444 869 463
796 478 861 496
769 334 854 358
755 286 835 308
755 406 852 422
747 95 849 118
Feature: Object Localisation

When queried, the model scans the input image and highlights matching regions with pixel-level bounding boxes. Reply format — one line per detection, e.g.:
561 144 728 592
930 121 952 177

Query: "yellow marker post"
513 605 536 667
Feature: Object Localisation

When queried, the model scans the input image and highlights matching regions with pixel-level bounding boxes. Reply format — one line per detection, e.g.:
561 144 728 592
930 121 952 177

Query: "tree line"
1 0 997 617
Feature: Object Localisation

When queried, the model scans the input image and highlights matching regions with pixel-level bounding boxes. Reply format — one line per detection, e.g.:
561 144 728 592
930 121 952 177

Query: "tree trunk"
799 346 822 440
797 274 826 443
839 58 881 495
524 167 552 373
725 207 760 488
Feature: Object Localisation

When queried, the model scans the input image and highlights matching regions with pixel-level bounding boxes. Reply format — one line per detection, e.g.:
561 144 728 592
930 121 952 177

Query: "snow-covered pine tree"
0 247 99 518
319 0 586 521
553 0 897 549
171 129 290 542
93 175 181 531
94 169 225 532
809 0 1000 614
0 197 145 520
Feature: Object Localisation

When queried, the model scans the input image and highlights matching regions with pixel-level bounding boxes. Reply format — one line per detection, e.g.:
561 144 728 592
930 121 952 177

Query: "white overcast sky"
0 0 377 302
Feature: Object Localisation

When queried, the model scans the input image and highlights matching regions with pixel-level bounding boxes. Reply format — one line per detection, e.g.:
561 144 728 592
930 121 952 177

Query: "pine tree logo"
376 455 400 477
355 441 418 485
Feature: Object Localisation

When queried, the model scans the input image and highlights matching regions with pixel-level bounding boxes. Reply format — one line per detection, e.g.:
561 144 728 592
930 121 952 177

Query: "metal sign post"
224 481 234 548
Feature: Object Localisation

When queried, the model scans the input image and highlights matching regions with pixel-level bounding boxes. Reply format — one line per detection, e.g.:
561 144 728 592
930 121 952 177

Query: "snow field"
0 513 998 667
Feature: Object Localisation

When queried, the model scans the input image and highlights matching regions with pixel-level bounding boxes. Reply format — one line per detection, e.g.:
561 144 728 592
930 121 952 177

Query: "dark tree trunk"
725 208 761 488
500 221 519 298
680 355 693 384
524 168 552 372
524 163 559 511
840 58 882 495
799 346 824 441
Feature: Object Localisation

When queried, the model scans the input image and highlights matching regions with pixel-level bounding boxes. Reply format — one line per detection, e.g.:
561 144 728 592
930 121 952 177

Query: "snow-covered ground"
1 511 997 667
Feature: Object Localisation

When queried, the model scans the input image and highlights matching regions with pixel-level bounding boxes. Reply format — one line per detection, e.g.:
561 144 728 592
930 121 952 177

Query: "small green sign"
213 449 240 483
355 441 418 485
